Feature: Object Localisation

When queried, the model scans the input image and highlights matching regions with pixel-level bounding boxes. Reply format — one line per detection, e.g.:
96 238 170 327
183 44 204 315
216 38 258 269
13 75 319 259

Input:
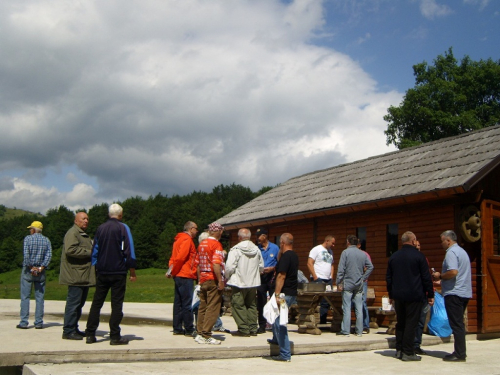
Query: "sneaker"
401 353 421 362
194 335 207 344
355 333 362 337
214 326 231 333
336 332 350 337
205 337 221 345
271 356 291 362
16 324 28 329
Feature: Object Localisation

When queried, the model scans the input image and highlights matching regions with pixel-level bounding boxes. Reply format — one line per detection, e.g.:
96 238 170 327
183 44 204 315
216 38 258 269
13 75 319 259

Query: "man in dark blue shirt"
255 227 279 333
85 203 137 345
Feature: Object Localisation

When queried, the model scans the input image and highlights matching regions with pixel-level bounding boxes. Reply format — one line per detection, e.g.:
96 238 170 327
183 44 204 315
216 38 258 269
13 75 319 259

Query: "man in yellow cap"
17 221 52 329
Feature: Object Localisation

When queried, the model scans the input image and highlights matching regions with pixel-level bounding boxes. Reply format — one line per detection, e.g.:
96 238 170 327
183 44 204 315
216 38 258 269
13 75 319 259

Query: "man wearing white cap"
17 221 52 329
195 222 225 345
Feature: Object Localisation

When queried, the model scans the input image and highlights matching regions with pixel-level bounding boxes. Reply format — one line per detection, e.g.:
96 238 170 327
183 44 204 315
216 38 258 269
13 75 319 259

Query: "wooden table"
296 290 343 335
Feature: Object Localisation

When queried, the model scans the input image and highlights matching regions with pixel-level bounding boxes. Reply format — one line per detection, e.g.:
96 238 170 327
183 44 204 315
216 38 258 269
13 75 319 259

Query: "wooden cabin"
218 125 500 334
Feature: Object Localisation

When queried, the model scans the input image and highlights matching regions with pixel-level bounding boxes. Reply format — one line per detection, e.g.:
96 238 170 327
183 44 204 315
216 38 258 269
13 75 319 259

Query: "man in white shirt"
307 235 335 324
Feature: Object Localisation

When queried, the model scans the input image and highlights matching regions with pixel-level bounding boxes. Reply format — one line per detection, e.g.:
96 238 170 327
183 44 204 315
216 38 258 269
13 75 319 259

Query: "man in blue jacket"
85 203 137 345
387 231 434 361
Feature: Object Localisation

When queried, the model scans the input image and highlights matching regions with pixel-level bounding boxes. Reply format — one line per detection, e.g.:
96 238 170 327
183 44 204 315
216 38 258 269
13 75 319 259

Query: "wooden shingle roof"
219 125 500 228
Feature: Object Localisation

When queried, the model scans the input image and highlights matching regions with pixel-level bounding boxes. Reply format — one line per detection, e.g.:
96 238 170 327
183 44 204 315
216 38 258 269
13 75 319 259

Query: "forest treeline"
0 183 271 274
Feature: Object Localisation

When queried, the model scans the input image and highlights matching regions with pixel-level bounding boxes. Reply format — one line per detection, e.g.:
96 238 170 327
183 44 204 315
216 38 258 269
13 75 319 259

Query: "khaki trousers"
197 280 222 338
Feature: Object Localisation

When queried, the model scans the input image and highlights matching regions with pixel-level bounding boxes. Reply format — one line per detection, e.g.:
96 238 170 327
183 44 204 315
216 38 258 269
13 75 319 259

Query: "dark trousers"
86 274 127 339
394 299 424 355
63 285 89 335
314 278 332 324
257 273 275 329
444 295 469 359
414 302 428 349
173 277 195 334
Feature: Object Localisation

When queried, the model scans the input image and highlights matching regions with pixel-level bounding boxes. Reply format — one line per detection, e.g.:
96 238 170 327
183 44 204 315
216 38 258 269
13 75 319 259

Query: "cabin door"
481 199 500 333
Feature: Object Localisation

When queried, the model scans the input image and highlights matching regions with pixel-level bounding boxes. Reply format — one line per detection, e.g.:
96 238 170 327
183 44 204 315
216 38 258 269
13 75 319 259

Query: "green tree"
384 47 500 149
0 237 23 273
0 204 6 217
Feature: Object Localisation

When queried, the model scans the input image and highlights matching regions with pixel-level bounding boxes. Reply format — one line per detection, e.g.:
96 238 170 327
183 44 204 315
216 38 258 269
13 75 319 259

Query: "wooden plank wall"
225 202 480 332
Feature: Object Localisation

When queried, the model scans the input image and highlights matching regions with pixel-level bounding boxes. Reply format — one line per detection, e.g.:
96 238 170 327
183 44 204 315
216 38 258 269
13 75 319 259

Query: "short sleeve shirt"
198 237 225 284
441 243 472 298
259 242 280 268
276 250 299 296
308 244 334 279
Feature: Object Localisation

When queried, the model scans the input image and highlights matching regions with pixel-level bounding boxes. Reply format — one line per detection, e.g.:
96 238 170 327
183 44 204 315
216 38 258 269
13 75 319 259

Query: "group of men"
18 214 472 364
18 204 137 345
387 230 472 362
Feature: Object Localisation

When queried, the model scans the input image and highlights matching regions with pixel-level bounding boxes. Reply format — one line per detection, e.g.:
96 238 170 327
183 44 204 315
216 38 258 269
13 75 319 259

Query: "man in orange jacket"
167 221 199 336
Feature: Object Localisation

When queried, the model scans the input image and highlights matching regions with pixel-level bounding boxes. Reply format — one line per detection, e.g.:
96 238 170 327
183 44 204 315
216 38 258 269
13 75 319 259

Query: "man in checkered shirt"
17 221 52 329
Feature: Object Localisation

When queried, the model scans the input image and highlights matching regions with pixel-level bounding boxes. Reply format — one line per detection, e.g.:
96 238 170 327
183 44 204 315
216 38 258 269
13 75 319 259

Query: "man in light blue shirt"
433 230 472 362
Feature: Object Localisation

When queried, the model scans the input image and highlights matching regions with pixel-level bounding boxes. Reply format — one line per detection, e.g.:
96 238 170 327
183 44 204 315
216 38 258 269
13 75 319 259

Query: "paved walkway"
0 298 485 374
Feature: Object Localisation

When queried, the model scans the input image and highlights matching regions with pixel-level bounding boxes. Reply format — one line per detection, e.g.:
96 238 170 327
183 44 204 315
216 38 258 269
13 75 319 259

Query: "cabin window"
356 227 367 251
386 223 399 257
494 217 500 256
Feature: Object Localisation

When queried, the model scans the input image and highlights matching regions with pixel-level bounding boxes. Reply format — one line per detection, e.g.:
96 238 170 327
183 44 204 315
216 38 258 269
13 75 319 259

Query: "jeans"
444 295 469 359
414 302 428 349
341 288 363 335
86 273 127 339
314 278 332 324
19 267 46 327
362 282 370 330
173 277 195 334
272 295 296 360
63 285 89 335
257 273 275 330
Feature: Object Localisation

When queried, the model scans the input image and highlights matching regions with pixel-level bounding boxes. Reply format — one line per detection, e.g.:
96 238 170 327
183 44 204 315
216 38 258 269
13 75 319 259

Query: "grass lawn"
0 268 175 303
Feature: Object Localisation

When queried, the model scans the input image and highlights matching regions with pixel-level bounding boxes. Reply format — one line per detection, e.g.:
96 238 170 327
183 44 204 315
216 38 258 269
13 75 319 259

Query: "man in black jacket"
386 231 434 361
85 203 137 345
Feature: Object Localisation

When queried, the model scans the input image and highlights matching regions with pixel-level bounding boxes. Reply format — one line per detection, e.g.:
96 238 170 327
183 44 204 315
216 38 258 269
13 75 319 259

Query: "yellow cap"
27 221 43 230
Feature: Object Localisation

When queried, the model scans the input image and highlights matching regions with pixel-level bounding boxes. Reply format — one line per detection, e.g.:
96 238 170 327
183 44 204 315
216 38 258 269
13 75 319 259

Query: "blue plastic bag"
427 292 452 337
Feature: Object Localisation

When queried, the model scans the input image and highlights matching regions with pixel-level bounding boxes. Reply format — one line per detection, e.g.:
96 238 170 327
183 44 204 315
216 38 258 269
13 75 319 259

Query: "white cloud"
463 0 490 11
419 0 453 19
0 0 400 213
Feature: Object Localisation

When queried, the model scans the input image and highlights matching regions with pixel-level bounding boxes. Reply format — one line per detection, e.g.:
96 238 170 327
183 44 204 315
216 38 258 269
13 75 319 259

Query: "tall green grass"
0 268 175 303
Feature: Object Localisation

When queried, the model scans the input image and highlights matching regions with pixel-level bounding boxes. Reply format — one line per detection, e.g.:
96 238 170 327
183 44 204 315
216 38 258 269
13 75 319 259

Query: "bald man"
60 212 96 340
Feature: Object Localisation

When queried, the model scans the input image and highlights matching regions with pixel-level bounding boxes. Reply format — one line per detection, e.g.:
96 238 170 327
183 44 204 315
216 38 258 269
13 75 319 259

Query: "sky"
0 0 498 214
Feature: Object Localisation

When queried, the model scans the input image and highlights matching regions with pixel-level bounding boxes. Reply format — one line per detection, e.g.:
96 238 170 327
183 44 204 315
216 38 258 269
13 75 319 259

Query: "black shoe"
401 353 422 362
173 330 185 335
110 337 129 345
267 339 278 345
86 336 97 344
414 347 427 355
62 332 84 340
184 331 196 337
443 355 466 362
257 327 266 334
250 332 258 336
395 350 402 359
363 328 370 334
231 330 250 337
336 332 350 337
34 325 43 329
76 330 86 337
16 324 28 329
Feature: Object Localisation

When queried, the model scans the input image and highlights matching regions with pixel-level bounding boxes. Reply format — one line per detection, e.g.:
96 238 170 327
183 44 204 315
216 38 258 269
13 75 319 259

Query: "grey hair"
401 231 416 243
281 233 293 245
108 203 123 217
238 228 251 240
198 231 209 243
441 230 457 242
